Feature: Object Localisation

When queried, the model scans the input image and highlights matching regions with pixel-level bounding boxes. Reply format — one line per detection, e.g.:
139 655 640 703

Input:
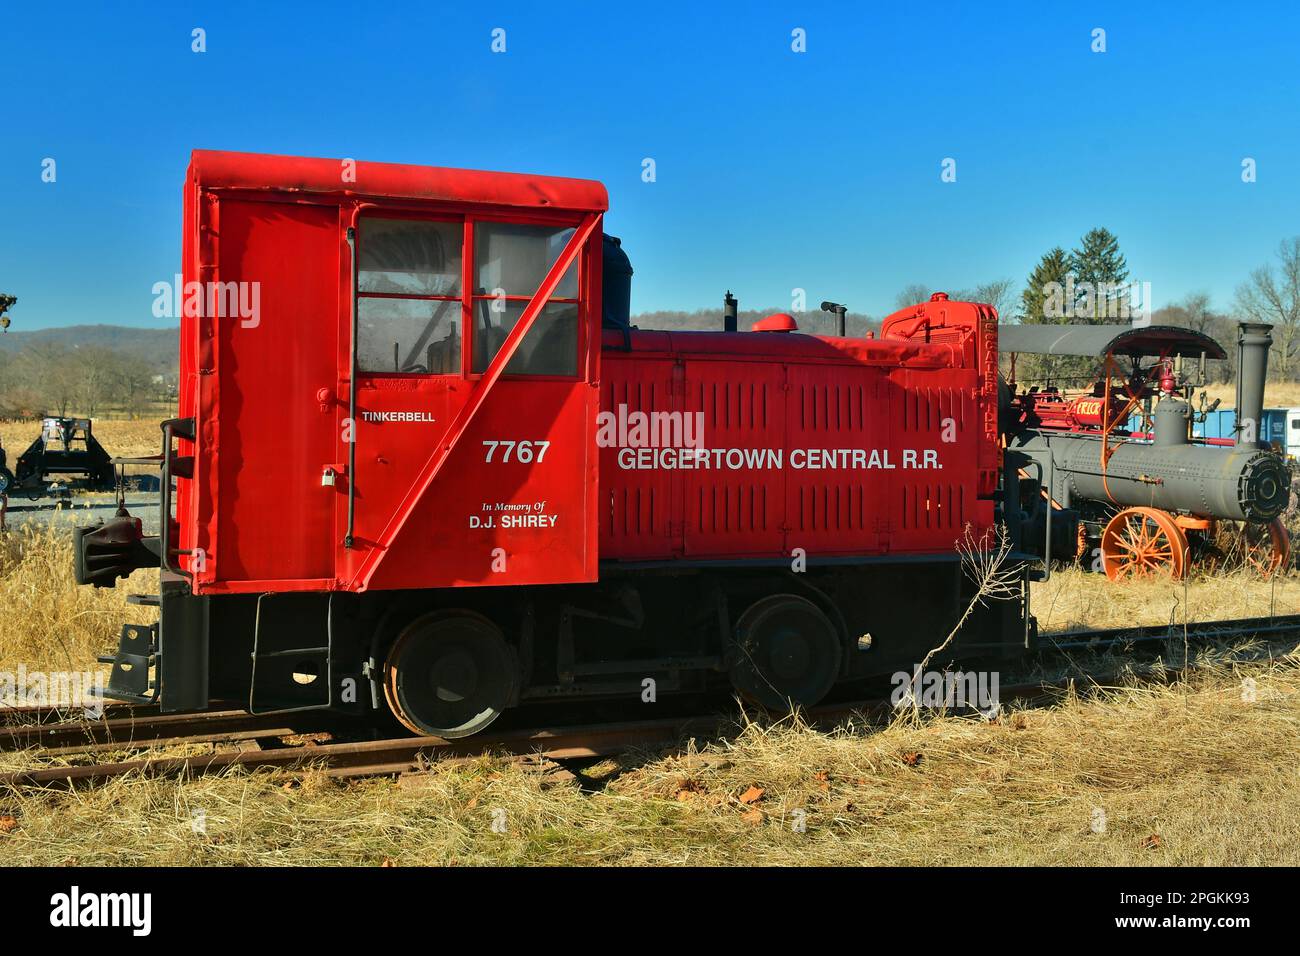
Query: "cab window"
355 217 582 378
471 223 578 376
356 218 462 374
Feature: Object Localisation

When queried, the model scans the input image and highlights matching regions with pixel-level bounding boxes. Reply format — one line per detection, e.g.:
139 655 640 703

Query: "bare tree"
963 278 1017 320
893 523 1020 720
0 343 168 418
76 347 122 416
1235 238 1300 378
1148 292 1235 384
896 279 1016 319
14 345 79 416
894 283 934 310
116 354 156 419
1177 291 1215 333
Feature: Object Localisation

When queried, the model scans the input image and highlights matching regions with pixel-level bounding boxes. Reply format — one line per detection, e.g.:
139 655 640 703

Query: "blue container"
1188 407 1286 445
1122 405 1287 446
1192 408 1236 441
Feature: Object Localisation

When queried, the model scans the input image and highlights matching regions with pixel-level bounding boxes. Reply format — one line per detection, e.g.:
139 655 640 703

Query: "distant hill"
0 309 877 372
0 325 179 371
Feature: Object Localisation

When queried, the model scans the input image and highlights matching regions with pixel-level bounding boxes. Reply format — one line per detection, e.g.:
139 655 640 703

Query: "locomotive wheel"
382 611 518 739
1252 518 1291 576
729 595 841 711
1195 518 1292 578
1100 507 1188 581
1217 517 1292 577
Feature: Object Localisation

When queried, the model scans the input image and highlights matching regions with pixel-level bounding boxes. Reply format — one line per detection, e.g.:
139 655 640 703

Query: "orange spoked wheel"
1234 517 1290 577
1100 507 1189 581
1202 517 1292 577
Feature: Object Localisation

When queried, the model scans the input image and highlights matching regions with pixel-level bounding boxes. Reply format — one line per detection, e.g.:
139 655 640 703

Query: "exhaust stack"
820 300 847 336
723 291 737 332
1235 322 1273 447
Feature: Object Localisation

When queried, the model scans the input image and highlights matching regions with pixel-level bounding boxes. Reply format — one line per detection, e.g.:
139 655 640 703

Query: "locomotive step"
98 653 157 667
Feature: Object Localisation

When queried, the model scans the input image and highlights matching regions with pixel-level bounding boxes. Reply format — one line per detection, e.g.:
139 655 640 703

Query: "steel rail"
4 610 1298 790
0 714 726 789
0 708 335 753
0 698 245 728
3 657 1291 791
1040 612 1300 650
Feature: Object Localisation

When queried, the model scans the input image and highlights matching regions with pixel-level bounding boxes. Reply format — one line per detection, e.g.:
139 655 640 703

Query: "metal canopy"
998 324 1226 360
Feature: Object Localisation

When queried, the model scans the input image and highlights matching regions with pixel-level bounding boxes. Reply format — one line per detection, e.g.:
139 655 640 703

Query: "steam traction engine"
1002 323 1292 580
75 150 1030 737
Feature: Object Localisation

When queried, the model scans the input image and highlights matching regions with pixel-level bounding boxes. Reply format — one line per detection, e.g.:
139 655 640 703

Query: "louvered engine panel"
598 322 996 564
681 362 786 556
598 357 678 559
891 374 980 550
782 365 888 554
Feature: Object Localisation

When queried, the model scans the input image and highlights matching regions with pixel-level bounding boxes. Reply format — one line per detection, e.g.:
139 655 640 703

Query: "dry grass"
1032 566 1300 633
0 526 153 673
0 661 1296 866
1202 380 1300 410
1 522 1299 866
0 418 161 462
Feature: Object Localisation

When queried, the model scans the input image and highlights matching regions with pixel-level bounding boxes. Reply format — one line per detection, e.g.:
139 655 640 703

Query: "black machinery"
11 417 118 496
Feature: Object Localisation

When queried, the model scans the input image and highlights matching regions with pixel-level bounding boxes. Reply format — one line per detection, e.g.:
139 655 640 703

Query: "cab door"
344 212 602 591
343 214 469 582
206 199 340 587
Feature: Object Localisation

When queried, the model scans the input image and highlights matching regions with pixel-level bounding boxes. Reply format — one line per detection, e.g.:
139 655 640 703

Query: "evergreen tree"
1070 228 1129 323
1019 247 1072 325
1014 231 1130 387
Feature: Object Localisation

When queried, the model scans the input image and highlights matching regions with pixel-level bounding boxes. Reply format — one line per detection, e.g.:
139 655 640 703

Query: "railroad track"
0 680 1075 790
0 708 341 755
0 700 150 724
3 611 1297 790
1037 611 1300 651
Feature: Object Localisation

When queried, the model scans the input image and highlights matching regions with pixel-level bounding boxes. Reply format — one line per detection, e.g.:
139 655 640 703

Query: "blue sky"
2 1 1299 329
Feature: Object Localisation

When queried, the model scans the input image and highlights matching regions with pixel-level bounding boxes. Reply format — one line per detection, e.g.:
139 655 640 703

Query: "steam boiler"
1002 322 1293 580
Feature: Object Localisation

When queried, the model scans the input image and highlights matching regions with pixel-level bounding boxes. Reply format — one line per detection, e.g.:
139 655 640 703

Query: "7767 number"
482 440 551 464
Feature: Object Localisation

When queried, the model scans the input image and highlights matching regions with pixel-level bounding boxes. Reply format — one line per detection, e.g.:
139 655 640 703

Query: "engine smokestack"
820 301 847 337
1235 322 1272 447
724 291 737 332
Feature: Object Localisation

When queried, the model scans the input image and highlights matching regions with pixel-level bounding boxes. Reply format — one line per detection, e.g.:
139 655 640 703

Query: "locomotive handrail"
159 416 195 579
344 202 378 549
346 211 602 591
1018 456 1054 582
159 419 175 574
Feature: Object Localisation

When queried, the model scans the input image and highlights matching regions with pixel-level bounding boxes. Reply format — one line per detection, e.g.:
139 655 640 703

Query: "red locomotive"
76 151 1029 737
